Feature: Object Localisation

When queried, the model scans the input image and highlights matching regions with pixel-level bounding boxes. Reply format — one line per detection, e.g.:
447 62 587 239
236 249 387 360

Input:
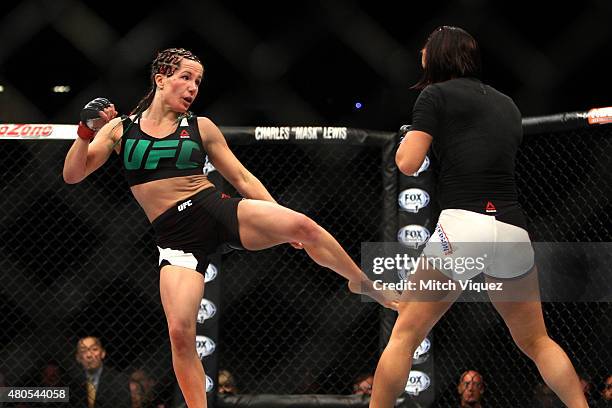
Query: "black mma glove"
77 97 113 140
398 124 411 145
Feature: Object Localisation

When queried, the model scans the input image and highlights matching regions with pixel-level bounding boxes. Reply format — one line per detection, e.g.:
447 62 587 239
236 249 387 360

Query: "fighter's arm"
396 130 432 175
63 113 122 184
198 117 276 203
396 85 439 175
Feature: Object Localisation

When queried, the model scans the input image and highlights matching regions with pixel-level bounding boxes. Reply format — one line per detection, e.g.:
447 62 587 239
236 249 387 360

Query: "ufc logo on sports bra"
123 139 200 170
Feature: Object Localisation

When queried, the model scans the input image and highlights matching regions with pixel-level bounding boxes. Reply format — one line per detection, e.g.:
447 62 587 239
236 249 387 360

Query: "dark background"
1 0 611 129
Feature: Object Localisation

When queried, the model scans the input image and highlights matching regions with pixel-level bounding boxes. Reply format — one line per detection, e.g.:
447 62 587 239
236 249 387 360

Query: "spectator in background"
129 368 166 408
597 375 612 406
352 373 374 396
578 374 596 406
40 360 64 387
218 369 238 395
533 382 564 408
457 370 484 408
72 335 131 408
38 360 67 408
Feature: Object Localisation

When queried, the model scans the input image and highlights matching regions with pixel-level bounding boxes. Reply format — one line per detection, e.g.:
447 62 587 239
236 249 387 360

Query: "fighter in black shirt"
370 27 588 408
411 76 527 228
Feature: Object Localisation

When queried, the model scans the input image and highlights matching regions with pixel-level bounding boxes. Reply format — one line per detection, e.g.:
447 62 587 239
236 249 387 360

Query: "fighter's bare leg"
237 199 399 310
370 261 462 408
487 269 588 408
160 265 207 408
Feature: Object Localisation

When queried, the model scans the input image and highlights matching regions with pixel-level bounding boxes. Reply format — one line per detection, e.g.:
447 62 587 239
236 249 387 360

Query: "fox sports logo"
197 299 217 324
205 264 218 283
398 188 430 213
397 225 430 248
413 337 431 364
405 370 431 396
205 375 214 392
195 335 216 359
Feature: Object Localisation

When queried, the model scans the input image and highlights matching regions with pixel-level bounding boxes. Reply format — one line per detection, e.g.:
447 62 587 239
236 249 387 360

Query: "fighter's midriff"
131 174 215 222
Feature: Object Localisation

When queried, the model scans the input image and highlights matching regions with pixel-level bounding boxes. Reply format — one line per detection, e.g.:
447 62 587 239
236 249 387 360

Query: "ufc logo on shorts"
178 200 192 212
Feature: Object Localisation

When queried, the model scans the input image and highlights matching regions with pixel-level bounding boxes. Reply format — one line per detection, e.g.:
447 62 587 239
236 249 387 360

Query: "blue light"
355 102 362 109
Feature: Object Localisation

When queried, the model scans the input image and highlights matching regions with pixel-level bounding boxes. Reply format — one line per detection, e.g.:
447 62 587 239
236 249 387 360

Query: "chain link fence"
0 121 610 407
0 140 172 406
517 125 612 242
217 143 386 395
0 130 396 406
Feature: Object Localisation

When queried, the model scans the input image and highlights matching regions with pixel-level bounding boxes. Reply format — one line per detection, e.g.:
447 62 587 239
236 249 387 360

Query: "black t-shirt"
411 77 527 228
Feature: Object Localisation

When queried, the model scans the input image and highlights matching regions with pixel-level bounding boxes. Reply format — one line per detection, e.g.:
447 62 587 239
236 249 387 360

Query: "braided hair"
130 48 202 116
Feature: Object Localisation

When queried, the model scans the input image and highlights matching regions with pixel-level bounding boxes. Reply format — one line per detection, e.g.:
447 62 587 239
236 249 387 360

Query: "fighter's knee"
291 214 321 244
513 334 549 359
390 320 426 353
168 321 195 353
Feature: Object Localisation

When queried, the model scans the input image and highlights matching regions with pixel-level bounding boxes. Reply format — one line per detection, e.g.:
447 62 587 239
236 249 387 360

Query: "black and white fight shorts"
423 208 535 280
151 187 244 274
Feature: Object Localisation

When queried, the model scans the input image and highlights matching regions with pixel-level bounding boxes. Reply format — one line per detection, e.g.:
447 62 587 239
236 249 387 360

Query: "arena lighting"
52 85 71 93
0 85 4 92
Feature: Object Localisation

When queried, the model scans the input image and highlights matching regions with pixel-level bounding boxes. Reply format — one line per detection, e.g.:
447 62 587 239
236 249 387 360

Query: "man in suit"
72 336 130 408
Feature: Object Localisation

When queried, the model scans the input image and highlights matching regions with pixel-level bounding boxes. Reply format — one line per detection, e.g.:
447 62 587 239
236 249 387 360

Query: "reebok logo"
178 200 192 212
485 201 497 213
180 129 190 138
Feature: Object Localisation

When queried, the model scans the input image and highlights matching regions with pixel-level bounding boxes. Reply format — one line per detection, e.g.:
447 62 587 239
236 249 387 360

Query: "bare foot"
348 280 400 311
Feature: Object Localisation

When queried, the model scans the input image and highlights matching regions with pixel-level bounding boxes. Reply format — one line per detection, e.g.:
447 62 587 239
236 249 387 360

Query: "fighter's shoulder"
96 116 125 142
196 116 217 129
196 116 224 141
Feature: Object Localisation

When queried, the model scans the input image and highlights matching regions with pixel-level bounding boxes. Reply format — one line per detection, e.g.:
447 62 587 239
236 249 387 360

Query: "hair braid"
130 48 202 116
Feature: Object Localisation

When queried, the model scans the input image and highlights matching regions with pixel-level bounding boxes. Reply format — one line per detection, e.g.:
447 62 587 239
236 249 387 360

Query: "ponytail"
129 87 155 116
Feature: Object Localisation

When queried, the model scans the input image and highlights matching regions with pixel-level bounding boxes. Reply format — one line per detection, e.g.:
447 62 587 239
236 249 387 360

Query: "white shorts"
423 209 535 280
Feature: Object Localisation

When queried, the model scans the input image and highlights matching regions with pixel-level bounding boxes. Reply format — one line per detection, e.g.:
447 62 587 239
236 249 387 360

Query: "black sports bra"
119 115 207 187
